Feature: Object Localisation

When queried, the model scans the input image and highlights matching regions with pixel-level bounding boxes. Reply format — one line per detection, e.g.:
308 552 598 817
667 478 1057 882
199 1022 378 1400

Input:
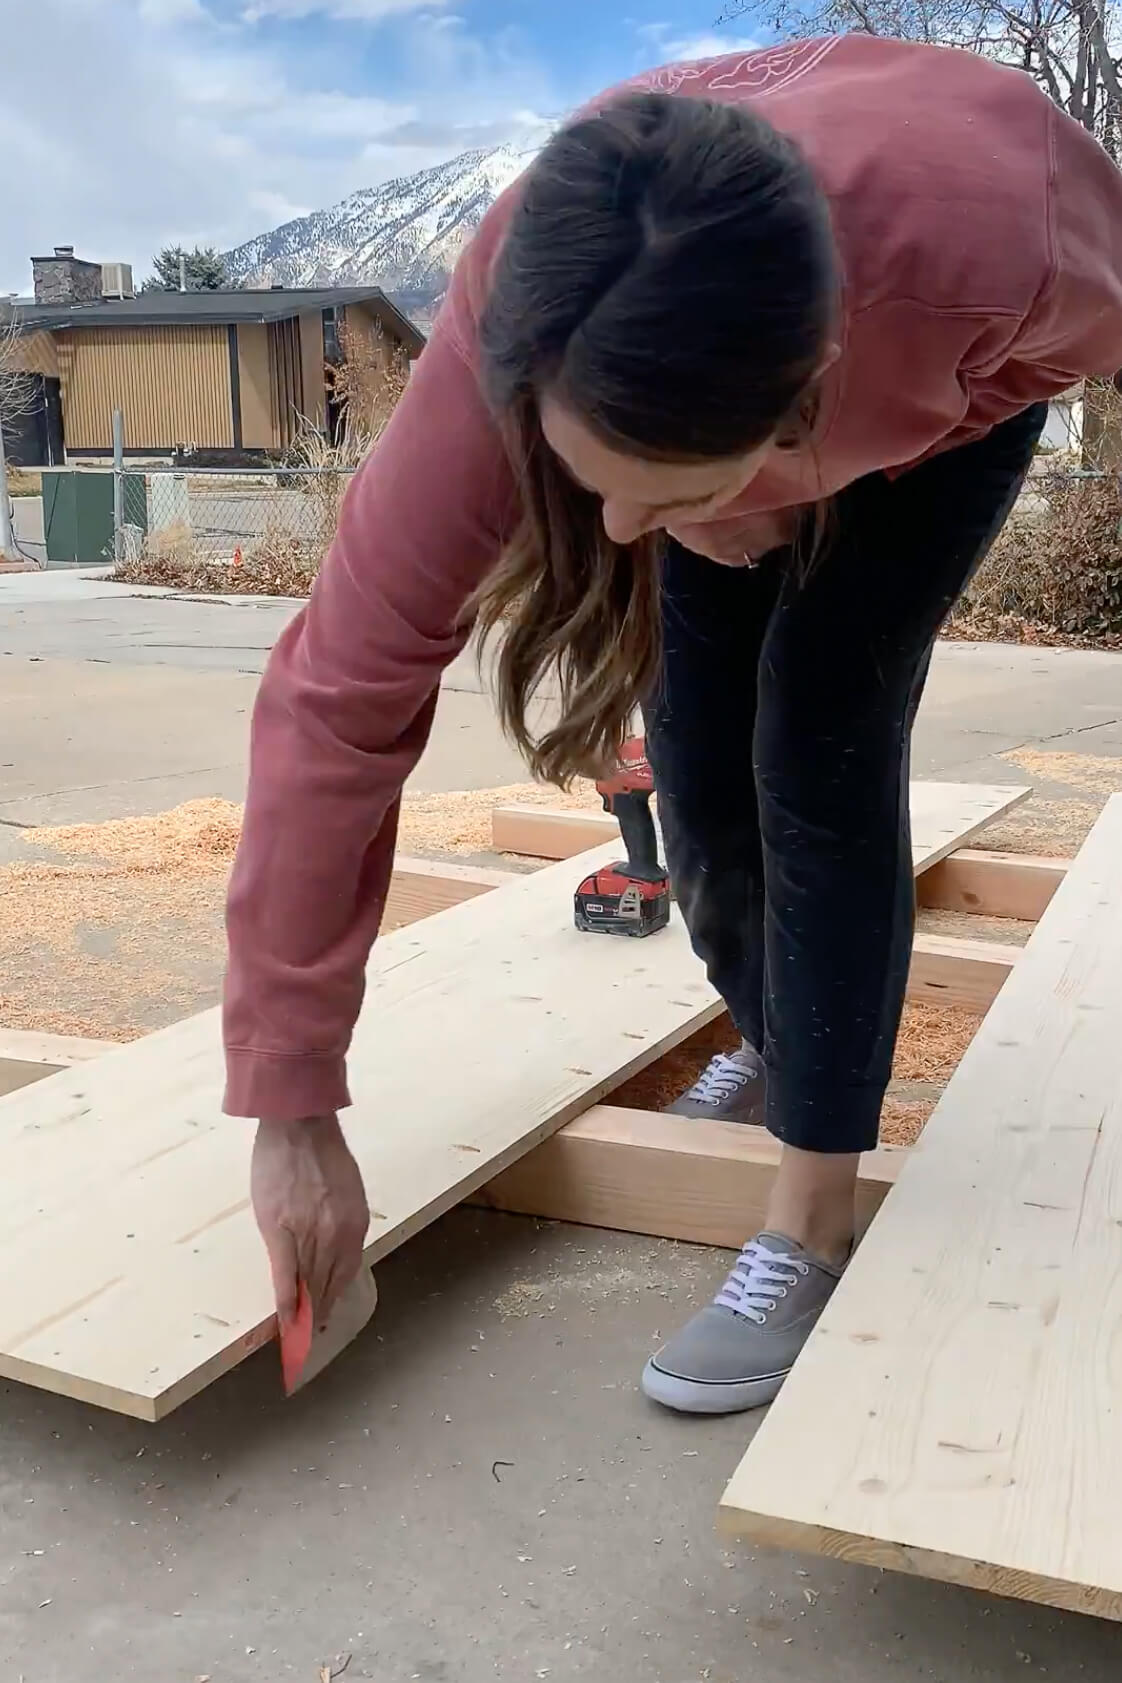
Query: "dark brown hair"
475 90 837 784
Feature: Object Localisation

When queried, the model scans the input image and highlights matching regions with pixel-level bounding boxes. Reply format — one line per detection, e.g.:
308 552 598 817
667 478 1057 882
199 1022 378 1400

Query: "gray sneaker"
641 1232 845 1414
665 1040 765 1124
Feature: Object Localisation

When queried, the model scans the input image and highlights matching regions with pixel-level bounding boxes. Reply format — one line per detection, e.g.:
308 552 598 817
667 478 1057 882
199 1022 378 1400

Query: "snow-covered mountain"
224 142 545 327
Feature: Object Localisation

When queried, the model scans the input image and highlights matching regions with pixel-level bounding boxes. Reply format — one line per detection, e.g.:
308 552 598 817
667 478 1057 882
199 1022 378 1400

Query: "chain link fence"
114 465 358 594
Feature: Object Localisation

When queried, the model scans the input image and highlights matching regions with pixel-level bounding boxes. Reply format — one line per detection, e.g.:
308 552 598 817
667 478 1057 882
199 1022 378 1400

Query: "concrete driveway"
3 570 1122 1682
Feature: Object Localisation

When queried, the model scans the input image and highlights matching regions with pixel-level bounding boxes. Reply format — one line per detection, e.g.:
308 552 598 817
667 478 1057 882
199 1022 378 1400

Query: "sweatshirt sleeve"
223 313 515 1121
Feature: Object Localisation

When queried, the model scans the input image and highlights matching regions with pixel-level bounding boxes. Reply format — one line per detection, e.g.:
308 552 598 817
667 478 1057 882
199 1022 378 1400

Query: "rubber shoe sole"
640 1355 788 1414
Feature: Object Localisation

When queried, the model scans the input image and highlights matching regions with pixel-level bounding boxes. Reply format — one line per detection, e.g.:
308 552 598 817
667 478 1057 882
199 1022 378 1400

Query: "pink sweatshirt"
224 35 1122 1121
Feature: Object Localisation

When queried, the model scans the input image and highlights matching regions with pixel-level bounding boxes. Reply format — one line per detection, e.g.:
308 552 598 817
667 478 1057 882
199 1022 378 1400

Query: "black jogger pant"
643 403 1047 1156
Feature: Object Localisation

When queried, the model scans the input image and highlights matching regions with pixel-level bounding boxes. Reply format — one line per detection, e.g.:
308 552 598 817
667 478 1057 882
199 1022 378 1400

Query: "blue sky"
2 0 764 293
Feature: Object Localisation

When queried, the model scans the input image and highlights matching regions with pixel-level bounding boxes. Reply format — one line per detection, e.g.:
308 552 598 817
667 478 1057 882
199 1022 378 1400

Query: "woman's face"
540 392 775 550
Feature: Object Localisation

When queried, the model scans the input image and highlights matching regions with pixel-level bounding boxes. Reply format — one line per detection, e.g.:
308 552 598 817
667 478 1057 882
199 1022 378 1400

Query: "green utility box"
41 469 148 566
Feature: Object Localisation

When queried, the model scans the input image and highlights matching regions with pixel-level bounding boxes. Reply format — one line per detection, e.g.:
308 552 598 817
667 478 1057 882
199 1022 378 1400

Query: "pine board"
476 1104 905 1249
0 780 1027 1419
720 794 1122 1620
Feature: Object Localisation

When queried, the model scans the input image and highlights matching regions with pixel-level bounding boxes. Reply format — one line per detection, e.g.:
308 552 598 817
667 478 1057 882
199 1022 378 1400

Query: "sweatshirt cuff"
223 1048 352 1122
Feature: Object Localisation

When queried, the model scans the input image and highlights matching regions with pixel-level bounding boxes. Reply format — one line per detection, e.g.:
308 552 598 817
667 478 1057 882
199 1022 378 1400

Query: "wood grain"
492 783 1029 865
491 805 619 858
0 1028 118 1066
477 1104 904 1249
0 843 722 1419
917 850 1069 922
719 794 1122 1621
0 781 1028 1419
908 933 1020 1012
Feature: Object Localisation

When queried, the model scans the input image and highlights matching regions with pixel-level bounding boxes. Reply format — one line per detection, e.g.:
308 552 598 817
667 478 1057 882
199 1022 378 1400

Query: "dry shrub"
951 380 1122 648
330 318 409 449
6 466 41 497
113 523 322 597
952 472 1122 645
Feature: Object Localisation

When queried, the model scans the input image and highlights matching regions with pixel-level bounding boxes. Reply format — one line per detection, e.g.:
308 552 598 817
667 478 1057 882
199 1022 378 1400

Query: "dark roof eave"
7 286 426 349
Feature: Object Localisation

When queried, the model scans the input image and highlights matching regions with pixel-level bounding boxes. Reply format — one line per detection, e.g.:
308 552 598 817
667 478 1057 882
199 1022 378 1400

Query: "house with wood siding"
3 247 424 467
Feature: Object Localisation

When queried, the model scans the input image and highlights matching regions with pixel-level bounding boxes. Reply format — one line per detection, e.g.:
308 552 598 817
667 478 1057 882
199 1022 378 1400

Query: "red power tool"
574 736 671 937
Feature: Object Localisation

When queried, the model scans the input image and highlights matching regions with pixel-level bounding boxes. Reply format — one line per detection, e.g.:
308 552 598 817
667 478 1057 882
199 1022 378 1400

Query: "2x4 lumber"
917 849 1069 922
493 782 1030 865
477 1104 904 1249
718 793 1122 1621
908 933 1019 1012
0 781 1027 1420
491 805 617 859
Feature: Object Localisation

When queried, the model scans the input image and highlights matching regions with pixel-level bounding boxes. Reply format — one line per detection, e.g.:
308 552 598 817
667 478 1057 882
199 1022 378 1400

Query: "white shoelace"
684 1051 758 1107
715 1239 810 1324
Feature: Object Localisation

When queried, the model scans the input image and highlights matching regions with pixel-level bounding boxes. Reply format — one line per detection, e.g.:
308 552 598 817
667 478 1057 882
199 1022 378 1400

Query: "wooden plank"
476 1104 905 1248
381 855 517 930
0 1027 119 1066
0 843 723 1420
719 795 1122 1621
917 849 1069 921
908 933 1020 1012
0 780 1028 1420
492 805 618 858
494 782 1030 864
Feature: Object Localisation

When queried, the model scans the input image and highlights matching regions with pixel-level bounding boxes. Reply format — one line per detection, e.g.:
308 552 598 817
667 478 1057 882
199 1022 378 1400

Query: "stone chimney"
31 246 104 306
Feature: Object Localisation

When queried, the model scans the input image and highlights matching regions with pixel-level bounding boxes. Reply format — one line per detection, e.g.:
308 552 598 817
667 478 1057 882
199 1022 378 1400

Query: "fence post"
112 409 124 565
0 418 15 561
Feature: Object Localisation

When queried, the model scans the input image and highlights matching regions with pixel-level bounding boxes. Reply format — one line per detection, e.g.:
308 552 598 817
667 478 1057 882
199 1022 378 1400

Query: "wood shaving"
1 800 242 1041
979 796 1102 857
397 778 599 856
2 785 594 1041
879 1097 938 1148
23 798 243 871
917 906 1034 946
1000 748 1122 798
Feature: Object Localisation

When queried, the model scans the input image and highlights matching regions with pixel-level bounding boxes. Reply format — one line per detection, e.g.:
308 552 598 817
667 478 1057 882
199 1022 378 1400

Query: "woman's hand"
251 1114 370 1328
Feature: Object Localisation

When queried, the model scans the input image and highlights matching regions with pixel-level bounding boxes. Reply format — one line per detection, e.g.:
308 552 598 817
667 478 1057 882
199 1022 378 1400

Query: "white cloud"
0 0 559 293
635 22 762 64
662 31 761 59
242 0 442 18
139 0 206 19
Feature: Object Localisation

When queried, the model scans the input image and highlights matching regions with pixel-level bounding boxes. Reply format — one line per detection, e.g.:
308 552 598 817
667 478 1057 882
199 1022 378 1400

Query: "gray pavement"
3 569 1122 1682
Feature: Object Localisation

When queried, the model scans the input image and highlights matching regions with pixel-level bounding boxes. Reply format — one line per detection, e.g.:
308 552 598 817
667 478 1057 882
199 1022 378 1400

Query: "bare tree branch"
722 0 1120 142
1088 2 1122 107
0 313 38 431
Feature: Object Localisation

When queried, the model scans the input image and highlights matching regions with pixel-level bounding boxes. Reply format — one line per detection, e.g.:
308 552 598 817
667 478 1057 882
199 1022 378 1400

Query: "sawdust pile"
879 1098 938 1147
980 796 1101 858
23 799 244 871
982 746 1122 858
0 799 243 1041
1002 748 1122 797
397 778 599 856
0 781 597 1041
